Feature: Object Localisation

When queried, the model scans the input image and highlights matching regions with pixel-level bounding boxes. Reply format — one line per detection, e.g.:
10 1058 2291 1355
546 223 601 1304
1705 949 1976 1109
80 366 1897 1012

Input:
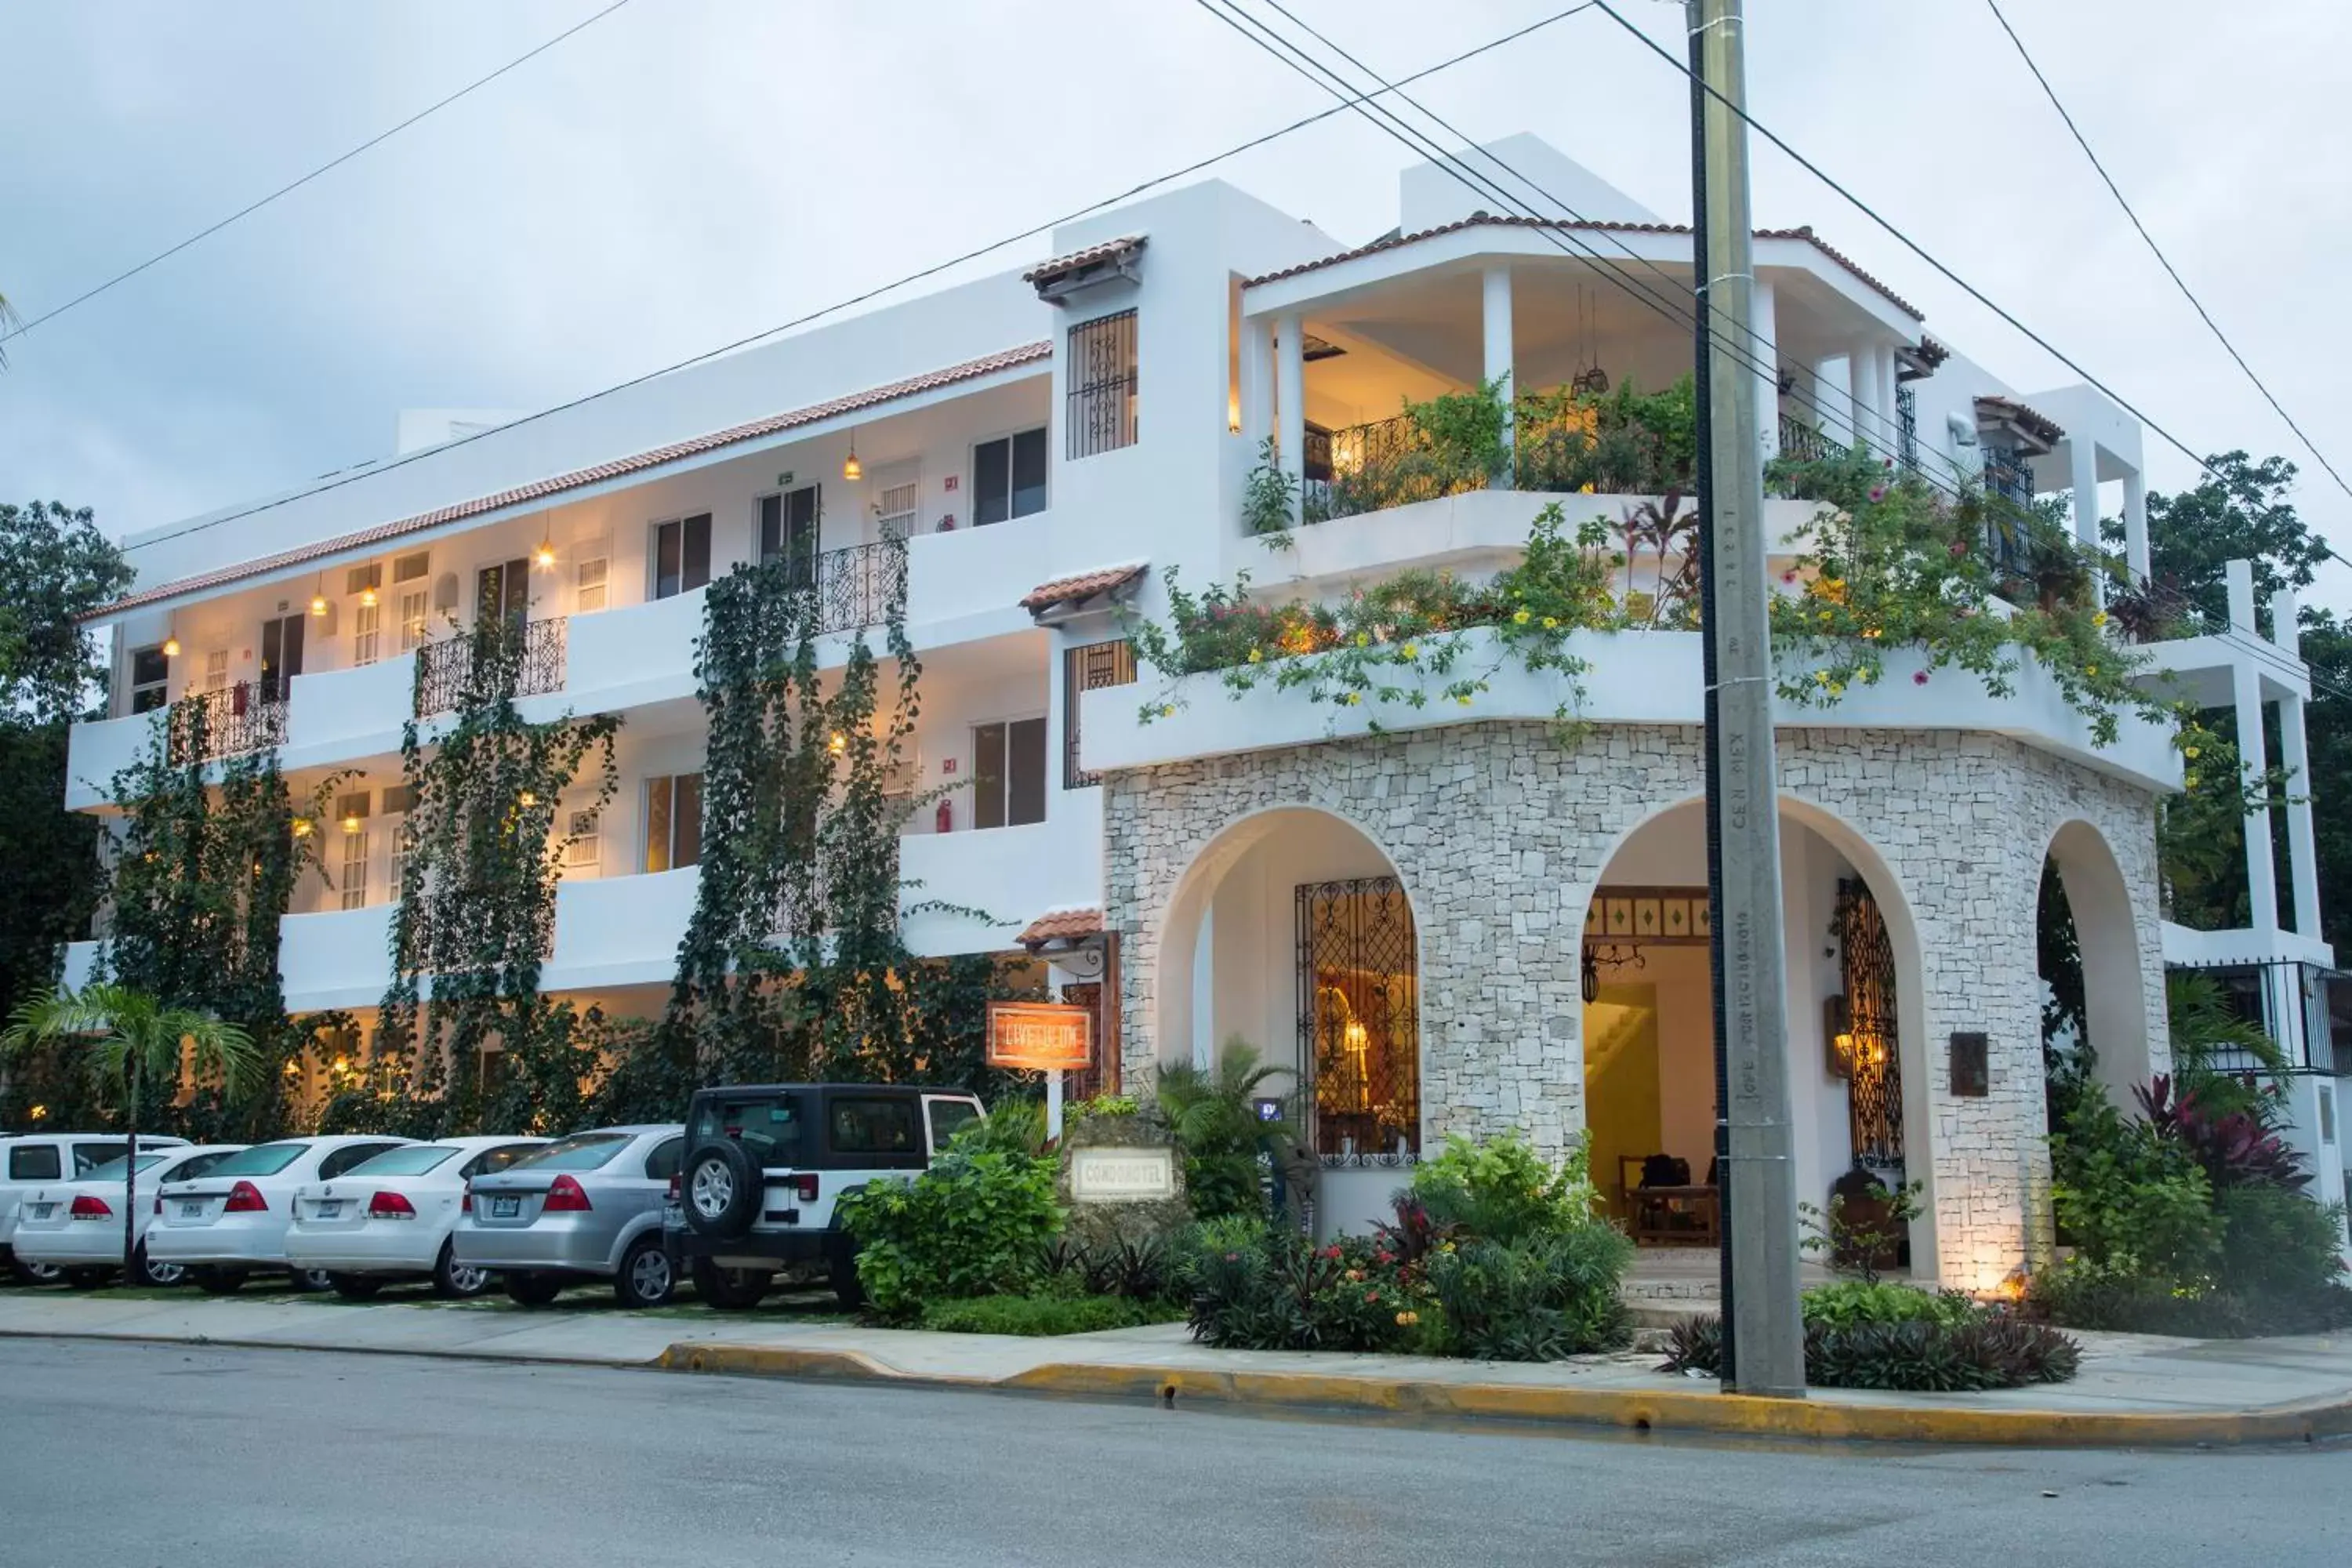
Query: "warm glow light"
282 1060 301 1079
518 790 537 807
292 818 314 839
827 731 848 755
534 542 557 568
27 1104 47 1121
310 593 328 617
341 815 361 833
162 637 182 659
360 586 379 608
842 444 862 482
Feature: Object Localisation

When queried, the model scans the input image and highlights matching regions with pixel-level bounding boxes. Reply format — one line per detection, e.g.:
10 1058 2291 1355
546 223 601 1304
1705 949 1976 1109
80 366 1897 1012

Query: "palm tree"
1153 1038 1296 1218
4 984 259 1281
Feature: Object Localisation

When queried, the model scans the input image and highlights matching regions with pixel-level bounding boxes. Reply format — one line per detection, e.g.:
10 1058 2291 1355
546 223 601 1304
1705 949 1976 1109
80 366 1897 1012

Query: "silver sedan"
452 1126 683 1308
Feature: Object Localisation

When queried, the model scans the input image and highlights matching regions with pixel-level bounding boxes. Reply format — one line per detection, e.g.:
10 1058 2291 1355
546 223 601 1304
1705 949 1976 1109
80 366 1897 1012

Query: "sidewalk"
5 1288 2349 1447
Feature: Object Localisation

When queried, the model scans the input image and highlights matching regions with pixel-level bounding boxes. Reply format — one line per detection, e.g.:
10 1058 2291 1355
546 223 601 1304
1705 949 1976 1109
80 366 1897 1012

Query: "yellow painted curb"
659 1341 2352 1448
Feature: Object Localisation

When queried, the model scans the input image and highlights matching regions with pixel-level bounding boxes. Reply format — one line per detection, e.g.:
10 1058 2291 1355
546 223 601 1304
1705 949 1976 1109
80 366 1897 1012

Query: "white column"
1240 316 1272 453
2122 470 2151 585
1276 310 1304 526
1753 278 1780 459
1483 264 1515 481
1873 344 1900 456
2069 437 2100 553
2228 561 2281 934
1849 344 1882 458
2273 587 2325 938
1811 354 1849 448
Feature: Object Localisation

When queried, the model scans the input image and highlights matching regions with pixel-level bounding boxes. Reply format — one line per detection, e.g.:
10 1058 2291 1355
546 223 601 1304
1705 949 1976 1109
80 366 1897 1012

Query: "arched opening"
1580 796 1935 1275
2042 818 2154 1112
1151 806 1421 1236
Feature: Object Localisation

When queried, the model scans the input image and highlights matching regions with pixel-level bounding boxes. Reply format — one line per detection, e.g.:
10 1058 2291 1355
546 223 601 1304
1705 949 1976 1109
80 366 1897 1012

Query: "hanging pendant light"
162 634 182 659
534 537 557 569
310 573 328 617
842 432 862 483
360 580 379 608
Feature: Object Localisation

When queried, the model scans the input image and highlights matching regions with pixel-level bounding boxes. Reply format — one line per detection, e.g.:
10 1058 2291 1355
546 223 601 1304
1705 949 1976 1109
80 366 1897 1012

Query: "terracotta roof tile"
89 340 1054 621
1022 234 1145 285
1975 394 2066 447
1243 215 1924 320
1020 561 1147 615
1019 907 1105 947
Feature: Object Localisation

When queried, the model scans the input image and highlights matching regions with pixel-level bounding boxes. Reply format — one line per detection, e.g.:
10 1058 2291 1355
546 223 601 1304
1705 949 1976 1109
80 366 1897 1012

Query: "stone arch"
2044 816 2155 1102
1574 790 1939 1275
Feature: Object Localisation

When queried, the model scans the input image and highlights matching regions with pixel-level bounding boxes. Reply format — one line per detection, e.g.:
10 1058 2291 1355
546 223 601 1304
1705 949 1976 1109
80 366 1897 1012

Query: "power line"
118 2 1603 560
1588 0 2342 583
1980 0 2352 509
1 0 640 348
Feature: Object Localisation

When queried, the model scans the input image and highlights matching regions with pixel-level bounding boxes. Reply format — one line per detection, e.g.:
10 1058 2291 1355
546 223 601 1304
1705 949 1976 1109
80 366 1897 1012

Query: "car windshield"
505 1134 631 1173
339 1145 462 1178
75 1153 170 1184
202 1143 309 1178
690 1094 806 1170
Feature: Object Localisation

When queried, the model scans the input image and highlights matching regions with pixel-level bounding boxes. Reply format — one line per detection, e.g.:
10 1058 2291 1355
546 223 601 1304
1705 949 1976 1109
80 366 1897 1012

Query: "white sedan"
11 1145 246 1287
151 1134 414 1294
285 1135 548 1298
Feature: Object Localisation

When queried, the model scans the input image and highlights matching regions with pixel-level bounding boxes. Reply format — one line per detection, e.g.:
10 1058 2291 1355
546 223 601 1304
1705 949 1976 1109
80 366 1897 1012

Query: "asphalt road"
5 1339 2350 1567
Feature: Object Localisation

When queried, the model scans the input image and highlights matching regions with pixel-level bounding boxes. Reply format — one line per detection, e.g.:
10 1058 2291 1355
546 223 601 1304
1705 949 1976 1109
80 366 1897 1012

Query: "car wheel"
826 1239 866 1311
328 1273 385 1301
682 1141 761 1240
432 1239 492 1299
193 1268 249 1296
614 1235 675 1309
288 1267 336 1294
691 1257 768 1310
63 1267 116 1290
135 1244 186 1289
9 1254 64 1287
503 1272 564 1308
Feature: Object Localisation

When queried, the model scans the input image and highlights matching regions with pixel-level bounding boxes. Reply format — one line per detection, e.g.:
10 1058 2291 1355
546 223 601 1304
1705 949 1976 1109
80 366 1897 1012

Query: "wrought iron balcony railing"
414 616 568 718
165 684 286 764
1777 412 1848 465
800 539 905 635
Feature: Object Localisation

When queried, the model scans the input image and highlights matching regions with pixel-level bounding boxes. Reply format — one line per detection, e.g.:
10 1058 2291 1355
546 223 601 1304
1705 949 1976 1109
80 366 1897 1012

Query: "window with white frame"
873 467 920 541
393 553 431 650
644 772 702 873
574 555 609 614
971 718 1047 829
652 514 712 599
128 645 170 713
563 807 602 873
338 811 370 911
351 603 381 666
1066 309 1138 459
973 430 1047 526
203 649 230 695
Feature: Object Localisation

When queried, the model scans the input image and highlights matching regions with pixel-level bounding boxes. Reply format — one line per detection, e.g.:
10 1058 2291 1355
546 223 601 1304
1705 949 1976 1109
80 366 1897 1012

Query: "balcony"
899 796 1104 956
414 617 568 719
166 684 287 765
1777 412 1849 466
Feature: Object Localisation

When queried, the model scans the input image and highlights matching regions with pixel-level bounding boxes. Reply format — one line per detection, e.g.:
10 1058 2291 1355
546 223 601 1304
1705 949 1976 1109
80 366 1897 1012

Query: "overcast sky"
4 1 2347 602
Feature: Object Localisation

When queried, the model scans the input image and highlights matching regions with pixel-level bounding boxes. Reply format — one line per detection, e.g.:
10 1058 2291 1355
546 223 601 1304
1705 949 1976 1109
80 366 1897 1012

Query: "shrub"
2050 1092 2224 1280
834 1145 1062 1321
917 1294 1162 1337
1188 1227 1420 1352
1662 1313 2081 1391
1422 1229 1635 1360
1036 1232 1174 1302
1153 1040 1292 1220
1167 1214 1274 1297
1801 1280 1973 1331
2028 1256 2352 1337
1410 1132 1595 1244
2216 1182 2348 1298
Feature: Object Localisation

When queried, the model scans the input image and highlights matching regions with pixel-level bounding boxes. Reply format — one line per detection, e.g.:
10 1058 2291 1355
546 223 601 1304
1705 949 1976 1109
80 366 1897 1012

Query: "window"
339 826 369 910
1067 308 1138 459
8 1145 60 1181
757 488 819 581
1062 640 1138 789
159 1149 231 1183
260 613 306 703
345 564 383 597
642 1137 684 1182
77 1152 168 1185
564 808 601 872
393 551 430 587
70 1142 130 1175
574 556 609 614
875 481 919 541
205 1143 309 1178
203 649 230 695
927 1098 981 1152
971 717 1047 829
644 772 702 873
343 1145 463 1178
476 559 529 627
973 429 1047 526
652 514 712 600
461 1143 542 1178
384 785 417 896
129 645 170 713
506 1132 632 1173
690 1092 808 1170
828 1096 921 1156
351 601 381 666
383 784 418 814
318 1142 403 1181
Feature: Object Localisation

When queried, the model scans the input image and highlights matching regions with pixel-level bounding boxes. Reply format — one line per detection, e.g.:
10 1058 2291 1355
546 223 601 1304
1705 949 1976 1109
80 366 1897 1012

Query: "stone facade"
1102 722 2169 1288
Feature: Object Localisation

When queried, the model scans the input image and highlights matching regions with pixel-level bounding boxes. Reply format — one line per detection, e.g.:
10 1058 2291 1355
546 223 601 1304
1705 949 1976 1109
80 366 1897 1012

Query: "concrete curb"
657 1341 2352 1448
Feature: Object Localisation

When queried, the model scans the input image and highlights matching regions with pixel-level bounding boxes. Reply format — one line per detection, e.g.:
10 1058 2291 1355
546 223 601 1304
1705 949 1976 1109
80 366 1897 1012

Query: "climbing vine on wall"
357 613 621 1138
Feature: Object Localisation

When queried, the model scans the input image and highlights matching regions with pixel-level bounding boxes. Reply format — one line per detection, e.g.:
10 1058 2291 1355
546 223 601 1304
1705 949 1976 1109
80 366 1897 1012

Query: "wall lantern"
842 433 862 483
1824 994 1854 1078
1580 945 1599 1005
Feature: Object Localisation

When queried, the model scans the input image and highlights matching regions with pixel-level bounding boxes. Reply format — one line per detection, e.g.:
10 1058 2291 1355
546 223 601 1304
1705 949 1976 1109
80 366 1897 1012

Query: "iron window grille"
1066 309 1138 459
1297 876 1420 1161
1896 383 1918 473
1062 640 1138 789
1835 877 1904 1170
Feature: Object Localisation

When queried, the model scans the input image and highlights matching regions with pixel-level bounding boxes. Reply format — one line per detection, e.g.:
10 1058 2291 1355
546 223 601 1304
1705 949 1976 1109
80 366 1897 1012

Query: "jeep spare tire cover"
683 1139 760 1238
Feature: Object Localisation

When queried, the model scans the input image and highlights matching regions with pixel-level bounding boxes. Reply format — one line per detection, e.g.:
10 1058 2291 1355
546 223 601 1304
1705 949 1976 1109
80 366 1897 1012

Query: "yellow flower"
2085 664 2099 677
1541 616 1559 630
1514 608 1531 625
1827 681 1845 698
1818 610 1833 623
2092 611 2109 627
2184 773 2200 789
1401 641 1419 659
1247 648 1264 663
1456 695 1472 706
1159 705 1176 719
1345 691 1362 706
2183 745 2201 760
1813 670 1830 684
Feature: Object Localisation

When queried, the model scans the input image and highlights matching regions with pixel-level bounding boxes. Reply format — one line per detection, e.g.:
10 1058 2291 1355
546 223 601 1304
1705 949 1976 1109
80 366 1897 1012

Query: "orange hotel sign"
985 1001 1094 1073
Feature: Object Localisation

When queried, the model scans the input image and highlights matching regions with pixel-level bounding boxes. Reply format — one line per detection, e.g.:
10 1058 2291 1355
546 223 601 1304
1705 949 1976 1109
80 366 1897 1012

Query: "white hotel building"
64 137 2344 1287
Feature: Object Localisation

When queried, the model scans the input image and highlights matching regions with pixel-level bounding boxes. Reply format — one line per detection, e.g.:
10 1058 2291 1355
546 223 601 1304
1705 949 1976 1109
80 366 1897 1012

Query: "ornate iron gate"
1835 877 1904 1169
1296 877 1419 1161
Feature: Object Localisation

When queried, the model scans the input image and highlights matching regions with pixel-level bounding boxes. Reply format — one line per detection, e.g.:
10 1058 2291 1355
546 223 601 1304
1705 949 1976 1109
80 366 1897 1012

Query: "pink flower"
1883 457 1895 470
1913 670 1929 685
1225 1252 1241 1262
1782 571 1798 585
1868 486 1886 503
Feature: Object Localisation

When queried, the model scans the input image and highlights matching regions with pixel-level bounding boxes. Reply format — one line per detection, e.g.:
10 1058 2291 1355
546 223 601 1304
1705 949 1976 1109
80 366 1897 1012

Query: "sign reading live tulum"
1069 1145 1177 1203
985 1001 1093 1072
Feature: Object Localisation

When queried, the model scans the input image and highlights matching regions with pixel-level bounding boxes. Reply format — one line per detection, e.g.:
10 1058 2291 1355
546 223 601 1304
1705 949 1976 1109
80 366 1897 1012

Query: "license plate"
490 1196 521 1218
180 1201 202 1218
27 1204 51 1221
314 1200 341 1220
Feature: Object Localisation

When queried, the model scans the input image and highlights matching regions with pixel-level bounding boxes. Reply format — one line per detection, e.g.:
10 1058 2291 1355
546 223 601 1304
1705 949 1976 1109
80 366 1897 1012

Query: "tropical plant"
1409 1131 1595 1244
2135 1074 2310 1193
1240 436 1297 543
3 982 259 1278
1421 1228 1634 1359
1798 1177 1924 1285
1187 1226 1421 1352
1800 1280 1973 1331
1663 1312 2080 1391
833 1140 1062 1320
1152 1039 1293 1219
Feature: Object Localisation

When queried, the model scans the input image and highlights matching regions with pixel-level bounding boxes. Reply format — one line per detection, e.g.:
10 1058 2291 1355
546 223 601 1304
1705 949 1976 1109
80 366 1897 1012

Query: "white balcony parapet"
899 795 1105 957
64 712 154 811
279 904 397 1014
1080 626 2181 793
543 867 699 993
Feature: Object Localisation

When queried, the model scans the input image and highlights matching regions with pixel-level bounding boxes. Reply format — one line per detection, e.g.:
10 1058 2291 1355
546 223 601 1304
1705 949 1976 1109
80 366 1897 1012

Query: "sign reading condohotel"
985 1001 1092 1072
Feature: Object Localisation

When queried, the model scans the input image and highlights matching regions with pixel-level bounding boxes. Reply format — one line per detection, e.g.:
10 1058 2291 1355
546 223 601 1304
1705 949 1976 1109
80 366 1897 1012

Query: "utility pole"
1688 0 1806 1398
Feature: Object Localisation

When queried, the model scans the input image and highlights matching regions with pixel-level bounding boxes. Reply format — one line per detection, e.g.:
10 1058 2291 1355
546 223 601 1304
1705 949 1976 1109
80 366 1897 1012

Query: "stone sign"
1069 1146 1176 1203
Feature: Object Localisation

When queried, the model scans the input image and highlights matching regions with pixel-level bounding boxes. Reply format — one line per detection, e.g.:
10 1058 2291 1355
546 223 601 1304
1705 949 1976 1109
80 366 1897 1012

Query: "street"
4 1340 2348 1566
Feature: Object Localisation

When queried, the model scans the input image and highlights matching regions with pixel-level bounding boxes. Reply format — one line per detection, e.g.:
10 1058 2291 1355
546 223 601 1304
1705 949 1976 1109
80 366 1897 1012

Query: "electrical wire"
2 0 641 347
114 2 1604 559
1980 0 2352 510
